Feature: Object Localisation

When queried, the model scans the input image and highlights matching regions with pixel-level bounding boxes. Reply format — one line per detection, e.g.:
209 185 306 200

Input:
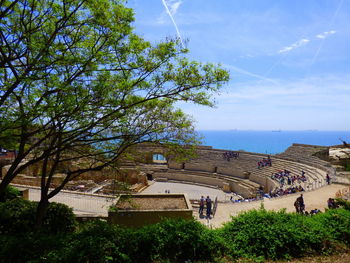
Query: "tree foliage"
0 0 229 225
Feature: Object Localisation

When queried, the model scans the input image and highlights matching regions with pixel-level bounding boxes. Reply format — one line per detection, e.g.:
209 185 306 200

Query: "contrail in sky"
161 0 184 48
310 0 343 66
225 64 278 84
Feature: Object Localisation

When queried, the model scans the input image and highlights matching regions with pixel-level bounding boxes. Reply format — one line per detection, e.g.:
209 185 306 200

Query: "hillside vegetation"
1 189 349 263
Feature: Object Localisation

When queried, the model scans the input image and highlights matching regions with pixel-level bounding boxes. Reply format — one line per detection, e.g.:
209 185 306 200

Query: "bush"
47 220 135 263
47 218 226 263
134 218 226 262
3 185 21 201
1 202 350 262
43 202 76 234
220 208 325 260
335 198 350 210
312 208 350 246
0 232 70 263
0 199 76 234
345 162 350 171
0 198 36 234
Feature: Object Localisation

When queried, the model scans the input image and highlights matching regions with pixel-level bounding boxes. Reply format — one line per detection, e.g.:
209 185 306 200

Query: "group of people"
223 151 239 161
199 195 212 219
293 195 339 215
327 198 338 209
271 169 307 187
257 157 272 168
270 185 305 197
307 208 321 215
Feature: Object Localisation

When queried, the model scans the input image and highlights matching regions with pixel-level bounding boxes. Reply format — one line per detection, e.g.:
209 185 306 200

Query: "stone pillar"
21 189 29 200
222 182 230 192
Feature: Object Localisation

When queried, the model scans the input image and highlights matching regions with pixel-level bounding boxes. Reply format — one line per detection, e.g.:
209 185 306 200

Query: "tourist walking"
294 194 305 214
294 198 300 213
199 196 205 216
206 196 212 218
326 174 331 185
298 194 305 213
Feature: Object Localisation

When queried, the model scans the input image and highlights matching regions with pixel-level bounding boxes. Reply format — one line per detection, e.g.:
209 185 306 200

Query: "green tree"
0 0 229 227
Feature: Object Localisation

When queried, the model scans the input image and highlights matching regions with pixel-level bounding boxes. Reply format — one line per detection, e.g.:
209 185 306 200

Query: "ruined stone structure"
108 193 193 227
122 144 335 198
3 143 336 199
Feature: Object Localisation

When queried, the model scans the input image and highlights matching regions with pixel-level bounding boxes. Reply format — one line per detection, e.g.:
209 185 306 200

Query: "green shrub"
3 185 21 201
51 218 226 263
0 231 71 263
312 208 350 246
1 203 350 262
0 199 76 234
335 198 350 210
43 202 76 233
345 162 350 171
0 198 36 234
47 220 135 263
134 218 226 262
220 208 324 260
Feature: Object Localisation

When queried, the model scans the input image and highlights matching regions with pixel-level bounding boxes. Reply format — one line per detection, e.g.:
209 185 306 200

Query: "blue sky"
128 0 350 131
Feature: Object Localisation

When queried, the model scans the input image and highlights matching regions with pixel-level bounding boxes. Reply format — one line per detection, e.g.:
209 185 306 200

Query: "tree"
0 0 229 227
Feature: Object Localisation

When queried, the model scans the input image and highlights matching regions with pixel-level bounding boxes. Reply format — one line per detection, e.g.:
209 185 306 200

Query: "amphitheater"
127 143 337 199
2 143 350 228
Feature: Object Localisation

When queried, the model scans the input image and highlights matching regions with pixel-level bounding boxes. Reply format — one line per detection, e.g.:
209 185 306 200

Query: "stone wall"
153 171 256 198
108 194 193 227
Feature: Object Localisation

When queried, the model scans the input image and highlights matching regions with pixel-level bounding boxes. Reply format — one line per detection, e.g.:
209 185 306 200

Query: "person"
199 196 205 216
294 199 300 213
298 194 305 214
206 196 212 218
326 174 330 185
327 198 338 209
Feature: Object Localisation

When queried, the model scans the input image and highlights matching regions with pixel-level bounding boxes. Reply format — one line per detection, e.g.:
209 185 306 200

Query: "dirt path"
199 184 347 228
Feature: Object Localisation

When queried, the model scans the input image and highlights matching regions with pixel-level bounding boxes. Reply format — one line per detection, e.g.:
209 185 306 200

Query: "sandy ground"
141 181 233 201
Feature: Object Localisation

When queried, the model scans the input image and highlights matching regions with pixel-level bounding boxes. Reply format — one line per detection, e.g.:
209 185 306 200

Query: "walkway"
201 183 346 228
141 181 232 201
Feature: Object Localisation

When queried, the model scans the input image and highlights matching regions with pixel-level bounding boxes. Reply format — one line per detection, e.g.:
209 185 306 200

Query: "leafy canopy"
0 0 229 203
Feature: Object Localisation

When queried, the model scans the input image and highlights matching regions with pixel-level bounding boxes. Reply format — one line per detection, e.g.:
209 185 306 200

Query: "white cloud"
278 38 310 53
178 74 350 130
219 74 350 110
316 30 336 39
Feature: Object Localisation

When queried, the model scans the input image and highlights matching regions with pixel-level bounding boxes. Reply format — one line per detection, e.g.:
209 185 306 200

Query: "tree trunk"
35 197 49 229
0 175 14 202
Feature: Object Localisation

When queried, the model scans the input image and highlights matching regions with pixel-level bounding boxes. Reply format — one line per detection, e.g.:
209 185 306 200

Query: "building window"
153 154 166 163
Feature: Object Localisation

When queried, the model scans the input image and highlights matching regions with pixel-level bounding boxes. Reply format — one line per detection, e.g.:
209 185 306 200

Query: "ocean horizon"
198 130 350 155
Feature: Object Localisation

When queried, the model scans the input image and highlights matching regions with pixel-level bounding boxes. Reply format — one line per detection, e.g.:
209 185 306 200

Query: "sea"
198 130 350 155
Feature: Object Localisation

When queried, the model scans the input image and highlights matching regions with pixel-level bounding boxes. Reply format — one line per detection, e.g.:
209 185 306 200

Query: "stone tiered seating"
275 144 333 186
168 149 266 178
153 168 260 198
126 144 334 199
166 149 273 196
249 157 326 192
277 144 332 172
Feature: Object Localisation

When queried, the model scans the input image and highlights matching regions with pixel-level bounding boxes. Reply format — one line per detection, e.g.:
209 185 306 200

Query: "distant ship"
272 129 282 132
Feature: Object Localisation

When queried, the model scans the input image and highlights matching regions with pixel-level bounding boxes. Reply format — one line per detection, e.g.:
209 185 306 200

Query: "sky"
127 0 350 131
